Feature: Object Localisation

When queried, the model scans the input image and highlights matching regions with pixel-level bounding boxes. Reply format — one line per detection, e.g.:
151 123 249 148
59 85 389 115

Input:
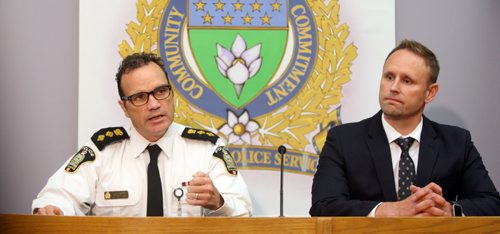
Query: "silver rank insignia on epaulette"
212 146 238 175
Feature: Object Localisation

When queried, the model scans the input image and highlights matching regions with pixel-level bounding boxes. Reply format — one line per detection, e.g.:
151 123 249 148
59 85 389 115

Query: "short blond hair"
386 39 440 84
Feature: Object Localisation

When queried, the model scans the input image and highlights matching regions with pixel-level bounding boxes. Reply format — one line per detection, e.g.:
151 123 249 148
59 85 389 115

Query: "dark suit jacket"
310 111 500 216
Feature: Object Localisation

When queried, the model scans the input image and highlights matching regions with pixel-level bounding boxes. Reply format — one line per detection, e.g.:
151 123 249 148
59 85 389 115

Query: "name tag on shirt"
104 190 129 200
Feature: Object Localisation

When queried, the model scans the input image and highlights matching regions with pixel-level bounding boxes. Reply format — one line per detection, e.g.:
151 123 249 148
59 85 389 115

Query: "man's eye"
156 87 167 94
132 93 147 102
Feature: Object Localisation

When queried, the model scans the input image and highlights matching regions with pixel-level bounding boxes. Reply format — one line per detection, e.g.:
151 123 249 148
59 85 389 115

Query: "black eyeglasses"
122 85 172 106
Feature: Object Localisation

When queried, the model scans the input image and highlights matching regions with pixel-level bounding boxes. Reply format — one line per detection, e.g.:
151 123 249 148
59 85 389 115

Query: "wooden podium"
1 214 499 233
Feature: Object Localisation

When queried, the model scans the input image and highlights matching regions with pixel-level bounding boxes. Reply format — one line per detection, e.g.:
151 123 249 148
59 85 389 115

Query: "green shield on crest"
187 0 288 109
188 30 287 108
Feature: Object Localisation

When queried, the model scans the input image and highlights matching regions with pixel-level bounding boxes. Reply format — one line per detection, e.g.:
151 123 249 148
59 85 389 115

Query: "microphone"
278 145 287 155
278 145 287 217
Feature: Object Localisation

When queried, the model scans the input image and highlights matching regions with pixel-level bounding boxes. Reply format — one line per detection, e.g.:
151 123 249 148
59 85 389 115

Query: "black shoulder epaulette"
181 127 219 145
91 127 129 150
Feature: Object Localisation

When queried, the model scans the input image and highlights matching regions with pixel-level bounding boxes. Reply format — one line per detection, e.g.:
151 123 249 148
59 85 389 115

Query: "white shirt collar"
381 114 423 143
128 122 184 159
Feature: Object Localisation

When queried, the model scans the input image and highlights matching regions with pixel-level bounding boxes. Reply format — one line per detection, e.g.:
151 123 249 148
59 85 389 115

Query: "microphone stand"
278 145 286 217
280 153 284 217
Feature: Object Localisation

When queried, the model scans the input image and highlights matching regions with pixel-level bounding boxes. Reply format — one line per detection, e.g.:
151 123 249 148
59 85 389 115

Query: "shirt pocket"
94 186 142 216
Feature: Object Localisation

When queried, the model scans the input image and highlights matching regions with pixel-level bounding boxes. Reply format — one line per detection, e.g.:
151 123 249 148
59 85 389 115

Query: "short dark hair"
385 39 440 84
115 52 169 99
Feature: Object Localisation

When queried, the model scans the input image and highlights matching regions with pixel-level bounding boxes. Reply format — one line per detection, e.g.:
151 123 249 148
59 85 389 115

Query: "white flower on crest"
219 110 259 145
215 34 262 98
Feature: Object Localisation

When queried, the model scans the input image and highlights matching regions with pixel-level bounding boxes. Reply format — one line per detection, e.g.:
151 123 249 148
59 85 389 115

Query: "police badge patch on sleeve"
65 146 95 173
212 146 238 175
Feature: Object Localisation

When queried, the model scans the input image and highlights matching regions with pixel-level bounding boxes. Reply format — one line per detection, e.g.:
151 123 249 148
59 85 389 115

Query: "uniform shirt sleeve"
203 140 253 217
32 143 99 215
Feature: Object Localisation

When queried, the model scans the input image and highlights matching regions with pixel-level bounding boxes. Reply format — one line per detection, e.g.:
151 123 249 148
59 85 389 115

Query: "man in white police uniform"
32 53 252 217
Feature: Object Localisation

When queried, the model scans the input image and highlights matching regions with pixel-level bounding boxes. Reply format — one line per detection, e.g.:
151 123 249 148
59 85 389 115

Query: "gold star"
251 0 263 12
260 12 271 25
222 12 234 24
233 0 244 11
213 0 225 11
242 13 253 24
271 0 281 12
202 11 213 24
193 0 206 11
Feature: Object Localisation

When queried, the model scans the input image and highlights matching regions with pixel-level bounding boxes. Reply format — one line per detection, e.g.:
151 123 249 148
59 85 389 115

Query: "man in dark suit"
310 39 500 216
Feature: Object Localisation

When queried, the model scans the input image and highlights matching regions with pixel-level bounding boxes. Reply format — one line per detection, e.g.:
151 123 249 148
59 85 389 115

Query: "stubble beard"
381 103 405 120
381 102 423 122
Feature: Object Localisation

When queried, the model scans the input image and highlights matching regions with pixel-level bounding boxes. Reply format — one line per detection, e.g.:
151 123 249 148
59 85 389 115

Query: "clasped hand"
376 182 453 217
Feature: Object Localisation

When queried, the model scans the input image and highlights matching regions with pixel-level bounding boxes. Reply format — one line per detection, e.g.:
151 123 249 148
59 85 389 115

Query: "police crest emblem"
65 146 96 173
120 0 357 175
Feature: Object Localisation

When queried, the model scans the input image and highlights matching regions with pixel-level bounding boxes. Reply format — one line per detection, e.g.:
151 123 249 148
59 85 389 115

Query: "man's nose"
390 78 401 91
146 93 161 109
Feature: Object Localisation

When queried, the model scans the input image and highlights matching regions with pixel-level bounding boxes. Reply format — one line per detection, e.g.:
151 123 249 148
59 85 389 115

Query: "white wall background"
1 0 499 214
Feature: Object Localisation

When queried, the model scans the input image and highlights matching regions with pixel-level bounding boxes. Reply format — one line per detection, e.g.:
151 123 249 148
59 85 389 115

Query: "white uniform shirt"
32 123 252 217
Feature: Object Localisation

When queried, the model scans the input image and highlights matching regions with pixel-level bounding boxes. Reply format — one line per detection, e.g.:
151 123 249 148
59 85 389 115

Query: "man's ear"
425 83 439 104
118 100 130 118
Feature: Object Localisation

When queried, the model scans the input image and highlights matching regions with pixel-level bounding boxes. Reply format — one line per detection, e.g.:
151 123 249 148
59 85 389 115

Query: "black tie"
395 137 416 200
147 144 163 216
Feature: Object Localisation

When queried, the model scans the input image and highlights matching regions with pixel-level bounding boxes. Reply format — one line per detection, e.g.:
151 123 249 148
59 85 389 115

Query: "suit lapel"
367 111 398 201
415 116 439 186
